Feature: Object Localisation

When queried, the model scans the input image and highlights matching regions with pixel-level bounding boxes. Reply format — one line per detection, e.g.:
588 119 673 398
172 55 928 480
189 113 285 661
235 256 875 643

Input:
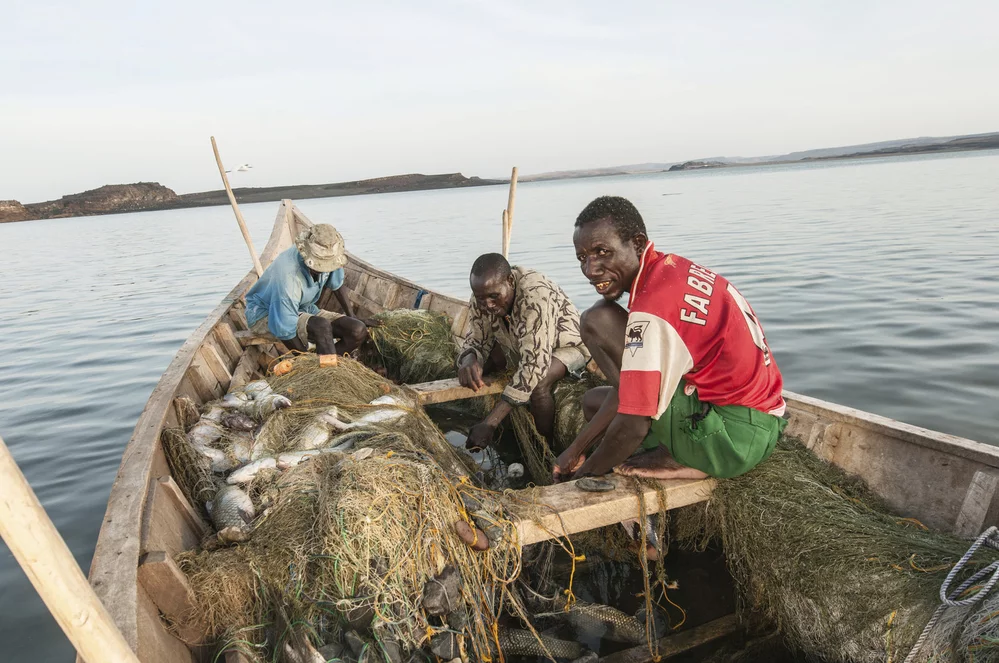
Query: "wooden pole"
211 136 265 277
502 166 518 258
0 435 141 663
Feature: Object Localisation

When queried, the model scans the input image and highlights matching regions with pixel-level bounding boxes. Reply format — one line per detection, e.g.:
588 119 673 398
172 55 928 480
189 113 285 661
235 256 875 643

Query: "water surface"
1 150 996 660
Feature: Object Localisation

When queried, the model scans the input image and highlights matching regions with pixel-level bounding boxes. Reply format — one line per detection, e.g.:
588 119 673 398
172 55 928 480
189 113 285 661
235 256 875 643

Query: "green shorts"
641 382 787 478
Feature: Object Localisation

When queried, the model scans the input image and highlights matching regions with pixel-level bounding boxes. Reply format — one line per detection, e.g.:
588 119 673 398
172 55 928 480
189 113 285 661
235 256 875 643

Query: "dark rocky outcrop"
668 160 727 172
5 174 501 222
4 183 180 222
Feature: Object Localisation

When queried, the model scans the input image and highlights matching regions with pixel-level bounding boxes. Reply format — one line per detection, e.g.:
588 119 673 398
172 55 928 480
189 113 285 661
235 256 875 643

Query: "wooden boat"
84 200 999 662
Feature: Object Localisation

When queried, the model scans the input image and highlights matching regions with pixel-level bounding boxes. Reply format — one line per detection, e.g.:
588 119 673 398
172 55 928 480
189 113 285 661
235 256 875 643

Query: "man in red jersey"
553 196 787 482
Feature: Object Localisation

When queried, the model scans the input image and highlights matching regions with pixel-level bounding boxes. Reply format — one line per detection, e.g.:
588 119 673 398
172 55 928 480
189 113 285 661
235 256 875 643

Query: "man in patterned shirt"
458 253 591 449
553 196 786 482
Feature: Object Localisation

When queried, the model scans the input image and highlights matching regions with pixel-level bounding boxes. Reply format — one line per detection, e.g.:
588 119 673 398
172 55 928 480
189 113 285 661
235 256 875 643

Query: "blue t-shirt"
244 247 345 340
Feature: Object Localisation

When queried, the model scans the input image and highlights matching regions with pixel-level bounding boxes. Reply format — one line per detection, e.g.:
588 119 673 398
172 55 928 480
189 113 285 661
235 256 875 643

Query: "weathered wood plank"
212 323 244 366
138 551 202 644
348 288 387 315
137 584 195 663
954 470 999 538
515 476 715 546
141 476 209 558
200 342 234 391
230 347 264 393
599 614 739 663
409 377 506 405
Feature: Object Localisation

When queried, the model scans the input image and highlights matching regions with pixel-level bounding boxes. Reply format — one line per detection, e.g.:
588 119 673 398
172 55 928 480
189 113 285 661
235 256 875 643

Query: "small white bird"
225 164 253 173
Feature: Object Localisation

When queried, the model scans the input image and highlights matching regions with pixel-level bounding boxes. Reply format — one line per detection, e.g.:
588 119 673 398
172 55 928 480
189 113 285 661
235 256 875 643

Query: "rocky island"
668 160 727 172
0 173 500 223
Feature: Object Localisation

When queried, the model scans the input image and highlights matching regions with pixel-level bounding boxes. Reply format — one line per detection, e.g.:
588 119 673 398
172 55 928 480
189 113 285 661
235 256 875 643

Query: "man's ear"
632 233 649 257
507 272 516 288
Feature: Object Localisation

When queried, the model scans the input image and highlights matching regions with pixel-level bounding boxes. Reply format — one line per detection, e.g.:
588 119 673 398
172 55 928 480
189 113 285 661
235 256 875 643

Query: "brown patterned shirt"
459 267 590 405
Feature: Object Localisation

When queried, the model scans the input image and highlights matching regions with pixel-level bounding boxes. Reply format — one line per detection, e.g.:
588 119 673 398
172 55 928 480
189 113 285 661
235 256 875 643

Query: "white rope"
903 526 999 663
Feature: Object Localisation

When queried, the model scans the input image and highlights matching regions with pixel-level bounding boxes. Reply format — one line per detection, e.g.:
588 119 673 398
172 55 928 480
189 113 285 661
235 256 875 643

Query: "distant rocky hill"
1 173 501 223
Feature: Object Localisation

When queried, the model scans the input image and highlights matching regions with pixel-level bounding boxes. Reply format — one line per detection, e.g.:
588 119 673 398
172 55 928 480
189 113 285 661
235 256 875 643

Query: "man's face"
471 272 516 315
573 218 646 302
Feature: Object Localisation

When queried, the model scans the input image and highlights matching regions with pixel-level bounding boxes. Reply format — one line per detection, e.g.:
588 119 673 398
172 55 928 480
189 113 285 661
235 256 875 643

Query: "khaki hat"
295 224 347 272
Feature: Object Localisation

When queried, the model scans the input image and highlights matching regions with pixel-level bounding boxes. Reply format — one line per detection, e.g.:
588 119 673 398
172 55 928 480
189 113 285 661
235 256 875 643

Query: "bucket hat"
295 224 347 272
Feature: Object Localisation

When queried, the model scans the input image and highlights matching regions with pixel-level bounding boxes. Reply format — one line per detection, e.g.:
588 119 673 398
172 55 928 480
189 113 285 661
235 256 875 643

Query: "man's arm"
572 412 651 478
554 387 618 481
457 305 494 390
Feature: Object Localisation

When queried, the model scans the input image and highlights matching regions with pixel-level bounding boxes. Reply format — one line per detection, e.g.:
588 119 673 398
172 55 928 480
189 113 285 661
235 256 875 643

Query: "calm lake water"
1 150 997 661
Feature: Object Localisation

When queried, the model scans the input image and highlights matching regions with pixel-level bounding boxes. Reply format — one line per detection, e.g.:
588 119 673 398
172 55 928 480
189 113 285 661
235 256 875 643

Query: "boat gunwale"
785 390 999 468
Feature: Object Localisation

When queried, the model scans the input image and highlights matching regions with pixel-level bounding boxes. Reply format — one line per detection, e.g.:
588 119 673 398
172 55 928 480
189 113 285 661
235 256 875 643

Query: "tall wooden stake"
502 166 518 257
211 136 265 277
0 435 141 663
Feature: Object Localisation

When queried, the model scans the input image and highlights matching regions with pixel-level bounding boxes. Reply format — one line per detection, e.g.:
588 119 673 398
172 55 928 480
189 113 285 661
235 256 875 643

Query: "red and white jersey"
618 243 785 419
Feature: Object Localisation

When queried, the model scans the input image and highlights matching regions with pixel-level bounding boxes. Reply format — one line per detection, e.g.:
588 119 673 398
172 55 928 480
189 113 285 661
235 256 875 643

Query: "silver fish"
187 413 224 447
497 628 585 660
227 457 278 484
551 596 646 644
242 380 273 399
296 419 332 450
192 443 234 473
246 393 292 418
207 484 255 543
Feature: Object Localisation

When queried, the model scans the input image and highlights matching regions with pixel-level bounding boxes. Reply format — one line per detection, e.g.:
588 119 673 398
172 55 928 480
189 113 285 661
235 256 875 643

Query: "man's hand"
465 422 497 450
553 450 586 483
457 356 487 391
360 318 382 328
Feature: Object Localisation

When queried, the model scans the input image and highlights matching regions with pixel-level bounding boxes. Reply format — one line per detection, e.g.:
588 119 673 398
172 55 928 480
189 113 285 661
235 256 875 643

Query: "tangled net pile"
675 438 999 663
362 309 460 384
167 356 562 662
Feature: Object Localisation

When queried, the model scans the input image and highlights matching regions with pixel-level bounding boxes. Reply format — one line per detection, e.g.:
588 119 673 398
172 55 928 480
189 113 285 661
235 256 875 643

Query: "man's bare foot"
614 447 709 480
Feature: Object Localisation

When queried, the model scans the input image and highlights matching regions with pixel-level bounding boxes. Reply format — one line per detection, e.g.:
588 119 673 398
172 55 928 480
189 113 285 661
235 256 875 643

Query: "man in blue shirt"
244 224 368 358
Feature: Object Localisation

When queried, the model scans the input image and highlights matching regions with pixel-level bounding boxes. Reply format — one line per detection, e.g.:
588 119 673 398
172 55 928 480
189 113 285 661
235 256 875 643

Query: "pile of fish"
185 379 409 544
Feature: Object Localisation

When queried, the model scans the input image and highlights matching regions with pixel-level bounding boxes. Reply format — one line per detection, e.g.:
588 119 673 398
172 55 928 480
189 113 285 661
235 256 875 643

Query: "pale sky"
2 0 997 202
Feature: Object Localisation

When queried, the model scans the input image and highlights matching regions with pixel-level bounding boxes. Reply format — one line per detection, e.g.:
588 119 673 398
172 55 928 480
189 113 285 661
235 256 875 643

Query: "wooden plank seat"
409 377 506 405
514 475 715 546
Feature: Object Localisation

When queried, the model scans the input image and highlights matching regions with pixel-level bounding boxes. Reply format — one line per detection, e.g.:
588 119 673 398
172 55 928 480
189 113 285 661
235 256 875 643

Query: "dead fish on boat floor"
207 484 255 543
187 406 234 472
497 628 585 660
548 596 646 644
227 457 278 484
221 412 257 431
223 380 291 418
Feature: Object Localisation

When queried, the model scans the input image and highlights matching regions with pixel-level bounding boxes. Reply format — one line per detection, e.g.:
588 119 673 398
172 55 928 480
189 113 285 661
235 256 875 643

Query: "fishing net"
674 437 999 663
362 309 460 384
172 355 571 662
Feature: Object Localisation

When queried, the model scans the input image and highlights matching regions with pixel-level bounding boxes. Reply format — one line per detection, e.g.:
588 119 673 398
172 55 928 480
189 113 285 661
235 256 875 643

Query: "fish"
229 432 258 464
496 628 585 660
507 462 525 479
221 412 257 432
296 419 332 450
244 393 292 418
242 380 273 399
550 596 646 644
326 395 409 431
192 443 234 473
227 457 278 484
276 447 334 469
206 484 255 543
187 411 225 447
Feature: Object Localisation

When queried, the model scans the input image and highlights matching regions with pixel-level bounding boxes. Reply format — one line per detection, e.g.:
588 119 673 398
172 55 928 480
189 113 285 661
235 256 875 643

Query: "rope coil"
903 526 999 663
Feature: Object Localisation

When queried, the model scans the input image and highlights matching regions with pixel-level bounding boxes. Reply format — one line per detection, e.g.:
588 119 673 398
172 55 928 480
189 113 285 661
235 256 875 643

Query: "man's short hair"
470 253 512 280
575 196 647 243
